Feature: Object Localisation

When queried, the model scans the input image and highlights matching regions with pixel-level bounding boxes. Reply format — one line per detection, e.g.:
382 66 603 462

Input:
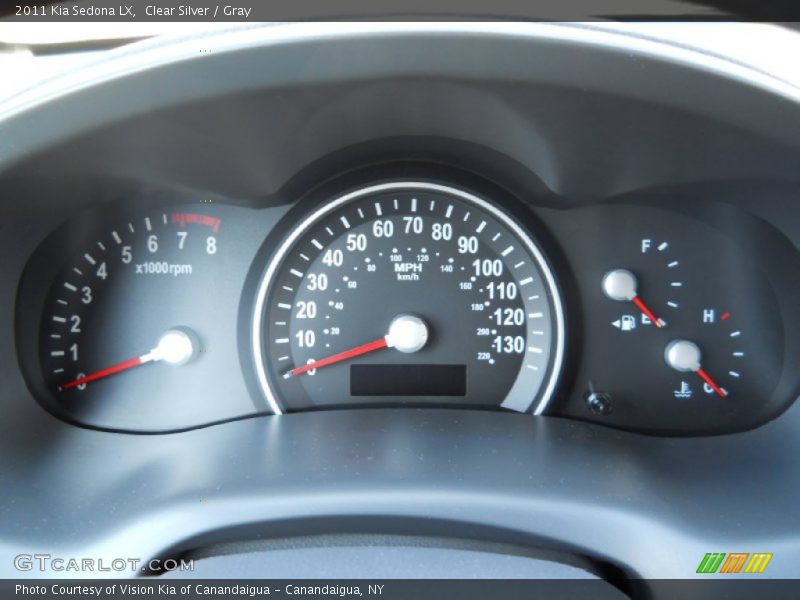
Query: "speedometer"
253 182 565 414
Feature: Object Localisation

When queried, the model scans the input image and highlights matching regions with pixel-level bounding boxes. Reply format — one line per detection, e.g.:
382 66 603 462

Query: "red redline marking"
171 213 221 233
720 312 731 321
61 356 144 390
631 296 664 328
696 367 727 398
290 338 388 376
201 215 221 233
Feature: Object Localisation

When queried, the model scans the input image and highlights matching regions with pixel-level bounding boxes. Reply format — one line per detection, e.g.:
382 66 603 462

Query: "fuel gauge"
561 207 786 436
601 237 682 333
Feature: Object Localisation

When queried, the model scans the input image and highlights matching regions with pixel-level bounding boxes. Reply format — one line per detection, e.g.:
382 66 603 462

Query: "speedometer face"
253 182 564 414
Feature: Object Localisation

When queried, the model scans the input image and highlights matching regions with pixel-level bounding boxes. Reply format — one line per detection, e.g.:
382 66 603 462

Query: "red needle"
696 367 728 398
631 295 665 328
61 356 148 390
59 328 197 391
289 337 388 377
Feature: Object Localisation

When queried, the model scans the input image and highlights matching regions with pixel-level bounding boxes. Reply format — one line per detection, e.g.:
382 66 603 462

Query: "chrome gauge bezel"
252 181 566 416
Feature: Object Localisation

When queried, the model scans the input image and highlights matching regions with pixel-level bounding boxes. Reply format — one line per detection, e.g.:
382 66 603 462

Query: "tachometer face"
253 182 564 413
37 207 255 432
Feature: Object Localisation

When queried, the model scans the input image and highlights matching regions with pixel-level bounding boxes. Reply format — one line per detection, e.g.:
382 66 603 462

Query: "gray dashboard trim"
2 23 800 174
1 408 800 581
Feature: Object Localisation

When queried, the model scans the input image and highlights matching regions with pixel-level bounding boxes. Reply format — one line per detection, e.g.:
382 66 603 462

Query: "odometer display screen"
350 364 467 397
252 182 564 413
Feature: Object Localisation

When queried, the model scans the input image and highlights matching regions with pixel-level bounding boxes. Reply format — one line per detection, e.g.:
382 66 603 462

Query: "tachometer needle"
60 328 198 391
286 314 429 378
61 355 150 390
602 268 665 327
665 339 728 398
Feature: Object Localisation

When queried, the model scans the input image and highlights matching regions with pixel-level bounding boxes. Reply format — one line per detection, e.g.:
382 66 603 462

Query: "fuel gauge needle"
665 339 728 398
60 328 198 390
602 269 665 327
631 296 664 328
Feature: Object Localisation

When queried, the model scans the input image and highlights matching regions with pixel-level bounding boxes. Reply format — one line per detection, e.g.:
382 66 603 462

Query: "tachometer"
253 182 565 413
36 207 253 432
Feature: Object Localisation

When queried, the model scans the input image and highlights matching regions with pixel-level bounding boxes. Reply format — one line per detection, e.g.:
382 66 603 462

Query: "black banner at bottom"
3 579 800 600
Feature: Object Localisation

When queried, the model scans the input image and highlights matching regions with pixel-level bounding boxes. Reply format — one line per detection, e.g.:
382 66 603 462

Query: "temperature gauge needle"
60 328 198 391
696 367 727 398
665 340 728 398
285 314 429 378
602 269 665 327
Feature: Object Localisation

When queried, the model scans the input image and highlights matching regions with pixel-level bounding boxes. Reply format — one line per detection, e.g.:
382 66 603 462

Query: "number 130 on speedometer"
252 182 565 414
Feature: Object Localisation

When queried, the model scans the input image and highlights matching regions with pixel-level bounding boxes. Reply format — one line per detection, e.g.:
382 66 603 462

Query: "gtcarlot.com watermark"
14 554 194 574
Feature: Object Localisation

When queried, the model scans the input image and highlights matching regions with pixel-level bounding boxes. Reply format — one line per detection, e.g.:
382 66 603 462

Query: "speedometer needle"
60 328 198 391
286 314 429 378
287 337 388 377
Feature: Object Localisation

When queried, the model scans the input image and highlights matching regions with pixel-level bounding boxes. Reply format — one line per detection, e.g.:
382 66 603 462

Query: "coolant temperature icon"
674 381 693 398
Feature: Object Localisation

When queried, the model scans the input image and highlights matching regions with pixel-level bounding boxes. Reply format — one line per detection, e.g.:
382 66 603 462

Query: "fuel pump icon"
612 315 637 331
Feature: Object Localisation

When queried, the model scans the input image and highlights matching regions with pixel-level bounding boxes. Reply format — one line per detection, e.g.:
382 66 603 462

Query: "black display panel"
351 364 467 396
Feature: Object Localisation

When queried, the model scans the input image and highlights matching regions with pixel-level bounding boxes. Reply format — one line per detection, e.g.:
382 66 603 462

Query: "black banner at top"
3 0 800 22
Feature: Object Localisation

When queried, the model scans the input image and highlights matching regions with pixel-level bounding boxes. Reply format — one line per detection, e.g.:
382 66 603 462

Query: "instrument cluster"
15 170 800 435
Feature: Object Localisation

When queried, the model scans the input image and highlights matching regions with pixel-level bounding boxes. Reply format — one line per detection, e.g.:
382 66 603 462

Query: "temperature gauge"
563 209 786 436
662 308 747 401
601 256 752 405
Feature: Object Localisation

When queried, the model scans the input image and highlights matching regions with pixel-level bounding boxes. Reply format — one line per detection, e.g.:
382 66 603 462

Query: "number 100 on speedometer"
252 182 565 414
